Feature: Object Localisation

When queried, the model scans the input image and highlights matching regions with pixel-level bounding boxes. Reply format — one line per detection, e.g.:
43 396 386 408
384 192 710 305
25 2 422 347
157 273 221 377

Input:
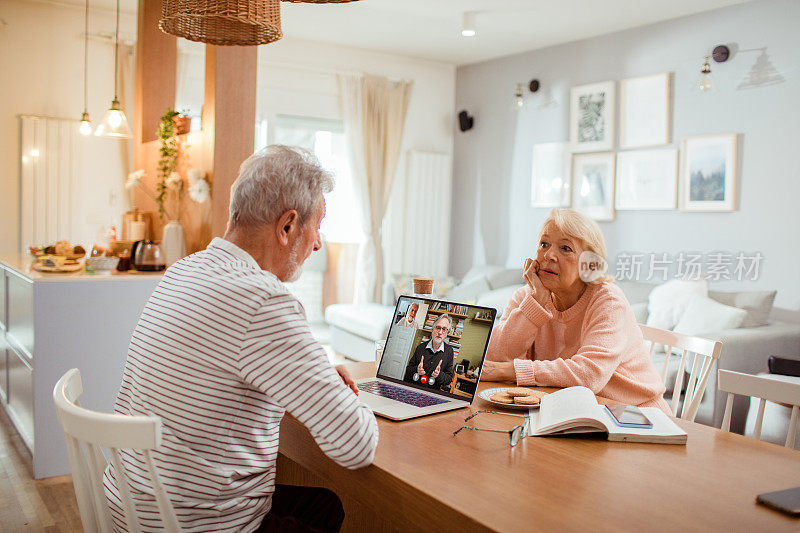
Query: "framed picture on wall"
615 149 678 210
570 81 616 153
531 142 571 207
572 152 616 221
619 72 671 148
679 134 738 212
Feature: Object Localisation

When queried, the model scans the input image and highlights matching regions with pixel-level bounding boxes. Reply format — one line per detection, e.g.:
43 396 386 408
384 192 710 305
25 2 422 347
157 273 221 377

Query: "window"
257 114 363 244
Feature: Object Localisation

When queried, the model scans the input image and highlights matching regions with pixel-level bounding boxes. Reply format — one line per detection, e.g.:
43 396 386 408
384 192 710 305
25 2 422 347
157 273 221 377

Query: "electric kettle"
130 240 166 271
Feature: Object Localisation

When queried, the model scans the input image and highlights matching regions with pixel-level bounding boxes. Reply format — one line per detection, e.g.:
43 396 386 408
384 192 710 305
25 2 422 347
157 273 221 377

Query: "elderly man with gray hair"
403 314 455 391
104 146 379 533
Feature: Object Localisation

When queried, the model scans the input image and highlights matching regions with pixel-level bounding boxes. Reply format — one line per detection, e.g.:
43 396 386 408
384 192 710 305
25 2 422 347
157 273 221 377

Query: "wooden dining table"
276 362 800 532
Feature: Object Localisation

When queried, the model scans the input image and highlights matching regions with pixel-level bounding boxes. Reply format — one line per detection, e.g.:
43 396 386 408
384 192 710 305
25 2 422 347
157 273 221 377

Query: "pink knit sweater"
486 282 670 412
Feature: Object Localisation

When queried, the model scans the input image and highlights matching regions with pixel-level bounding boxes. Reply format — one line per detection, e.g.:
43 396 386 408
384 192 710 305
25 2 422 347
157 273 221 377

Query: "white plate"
479 387 541 410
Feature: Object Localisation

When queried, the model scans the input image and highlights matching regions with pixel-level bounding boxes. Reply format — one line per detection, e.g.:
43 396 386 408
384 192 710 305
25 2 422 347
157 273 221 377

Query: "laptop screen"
376 296 497 401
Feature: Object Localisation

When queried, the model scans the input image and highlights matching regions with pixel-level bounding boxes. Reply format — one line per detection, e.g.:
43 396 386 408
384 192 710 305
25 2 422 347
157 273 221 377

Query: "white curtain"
339 74 413 303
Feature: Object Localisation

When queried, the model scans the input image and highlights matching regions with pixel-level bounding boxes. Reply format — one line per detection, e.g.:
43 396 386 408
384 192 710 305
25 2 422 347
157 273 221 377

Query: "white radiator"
401 150 451 277
19 115 78 252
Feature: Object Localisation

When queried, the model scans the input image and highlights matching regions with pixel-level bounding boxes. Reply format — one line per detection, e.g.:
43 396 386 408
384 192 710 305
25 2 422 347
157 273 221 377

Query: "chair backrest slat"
718 369 800 449
53 369 182 532
639 324 723 422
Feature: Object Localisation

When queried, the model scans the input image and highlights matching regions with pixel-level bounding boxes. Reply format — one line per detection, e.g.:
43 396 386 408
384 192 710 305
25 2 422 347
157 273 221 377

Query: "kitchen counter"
0 254 163 282
1 255 162 478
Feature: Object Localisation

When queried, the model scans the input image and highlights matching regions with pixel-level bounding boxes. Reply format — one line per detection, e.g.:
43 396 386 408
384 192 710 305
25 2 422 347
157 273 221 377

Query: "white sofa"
325 268 800 433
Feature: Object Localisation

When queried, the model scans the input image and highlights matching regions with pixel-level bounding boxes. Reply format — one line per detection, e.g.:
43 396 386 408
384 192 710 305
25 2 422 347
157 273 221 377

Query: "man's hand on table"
480 361 516 382
335 364 359 395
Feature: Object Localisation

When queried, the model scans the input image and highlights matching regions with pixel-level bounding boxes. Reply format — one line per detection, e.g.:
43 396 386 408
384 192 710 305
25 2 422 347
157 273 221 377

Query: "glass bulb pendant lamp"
698 56 712 92
78 0 91 135
96 0 131 138
514 83 525 110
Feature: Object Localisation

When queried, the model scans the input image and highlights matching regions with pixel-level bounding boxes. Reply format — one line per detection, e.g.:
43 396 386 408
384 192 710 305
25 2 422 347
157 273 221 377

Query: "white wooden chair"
53 368 181 533
639 324 723 421
718 369 800 449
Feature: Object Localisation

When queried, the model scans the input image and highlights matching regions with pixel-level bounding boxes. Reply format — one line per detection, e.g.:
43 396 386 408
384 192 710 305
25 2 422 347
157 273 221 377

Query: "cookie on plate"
490 392 514 404
506 387 535 397
514 395 541 405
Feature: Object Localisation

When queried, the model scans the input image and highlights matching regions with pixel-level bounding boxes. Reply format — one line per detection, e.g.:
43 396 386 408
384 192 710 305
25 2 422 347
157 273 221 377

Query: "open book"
526 387 687 444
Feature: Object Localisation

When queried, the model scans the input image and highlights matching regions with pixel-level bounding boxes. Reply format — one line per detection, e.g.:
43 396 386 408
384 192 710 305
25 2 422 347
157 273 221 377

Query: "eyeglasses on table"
453 410 530 447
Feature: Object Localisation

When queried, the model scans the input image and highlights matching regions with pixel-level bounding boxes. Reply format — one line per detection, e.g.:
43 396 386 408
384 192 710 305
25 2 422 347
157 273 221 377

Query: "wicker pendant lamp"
159 0 282 46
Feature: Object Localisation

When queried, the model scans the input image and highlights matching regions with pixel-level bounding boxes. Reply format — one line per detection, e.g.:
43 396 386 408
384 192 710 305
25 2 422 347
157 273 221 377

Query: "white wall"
0 0 137 253
453 0 800 309
255 38 456 278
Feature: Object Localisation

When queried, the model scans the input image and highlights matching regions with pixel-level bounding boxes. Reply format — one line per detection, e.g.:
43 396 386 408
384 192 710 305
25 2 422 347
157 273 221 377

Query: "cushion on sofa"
616 280 658 306
486 268 524 290
673 295 747 336
708 289 776 327
445 275 491 303
631 302 649 323
325 303 395 340
476 284 525 315
646 279 708 331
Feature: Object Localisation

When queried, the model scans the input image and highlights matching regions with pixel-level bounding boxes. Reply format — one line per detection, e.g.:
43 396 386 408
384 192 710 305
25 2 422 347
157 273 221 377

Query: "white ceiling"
55 0 752 65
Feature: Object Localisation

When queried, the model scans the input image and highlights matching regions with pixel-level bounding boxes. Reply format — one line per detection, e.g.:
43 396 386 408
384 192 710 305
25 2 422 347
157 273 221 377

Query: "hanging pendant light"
95 0 131 138
160 0 282 46
78 0 92 135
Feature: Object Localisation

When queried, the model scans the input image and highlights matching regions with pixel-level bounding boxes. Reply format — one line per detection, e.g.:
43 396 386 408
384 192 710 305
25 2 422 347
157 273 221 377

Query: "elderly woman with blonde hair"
481 208 669 412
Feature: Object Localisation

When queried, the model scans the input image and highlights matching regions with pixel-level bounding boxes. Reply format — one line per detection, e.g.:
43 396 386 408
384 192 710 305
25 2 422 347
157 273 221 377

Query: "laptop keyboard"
360 381 449 408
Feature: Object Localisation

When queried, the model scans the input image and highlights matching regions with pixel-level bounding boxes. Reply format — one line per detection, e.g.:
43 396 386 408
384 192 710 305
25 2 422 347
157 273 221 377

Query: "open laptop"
357 295 497 420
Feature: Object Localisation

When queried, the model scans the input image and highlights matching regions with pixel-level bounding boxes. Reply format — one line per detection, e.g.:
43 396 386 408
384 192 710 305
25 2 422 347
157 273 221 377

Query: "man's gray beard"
285 241 303 283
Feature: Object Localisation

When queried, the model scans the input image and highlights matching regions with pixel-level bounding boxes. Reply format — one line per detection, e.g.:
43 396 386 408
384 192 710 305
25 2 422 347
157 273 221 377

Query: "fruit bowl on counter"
86 256 120 275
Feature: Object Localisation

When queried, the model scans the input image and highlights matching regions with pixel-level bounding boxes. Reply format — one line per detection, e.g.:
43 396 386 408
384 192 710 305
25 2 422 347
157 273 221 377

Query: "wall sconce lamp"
698 45 730 92
514 79 541 110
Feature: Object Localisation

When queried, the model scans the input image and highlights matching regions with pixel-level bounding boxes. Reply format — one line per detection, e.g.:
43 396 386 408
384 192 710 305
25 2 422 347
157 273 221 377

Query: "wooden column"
203 45 257 238
134 0 176 151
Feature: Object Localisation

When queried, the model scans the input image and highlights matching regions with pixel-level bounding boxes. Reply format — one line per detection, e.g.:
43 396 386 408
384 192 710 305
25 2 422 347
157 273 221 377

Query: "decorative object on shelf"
461 11 476 37
571 152 615 221
174 112 191 135
615 149 678 210
570 81 615 152
162 220 187 267
619 72 671 149
531 142 571 208
160 0 282 46
78 0 91 136
156 109 181 219
187 168 210 203
679 134 738 212
697 45 730 92
95 0 131 138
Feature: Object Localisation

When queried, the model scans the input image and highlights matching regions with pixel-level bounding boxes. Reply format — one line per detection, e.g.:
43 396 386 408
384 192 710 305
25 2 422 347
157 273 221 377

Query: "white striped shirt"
103 238 379 532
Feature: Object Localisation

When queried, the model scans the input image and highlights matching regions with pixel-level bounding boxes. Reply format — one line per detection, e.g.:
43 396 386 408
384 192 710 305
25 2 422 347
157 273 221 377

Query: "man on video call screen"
403 313 454 391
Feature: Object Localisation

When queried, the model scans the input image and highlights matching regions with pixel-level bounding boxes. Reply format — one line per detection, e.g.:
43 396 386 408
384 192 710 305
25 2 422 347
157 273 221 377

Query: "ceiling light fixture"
160 0 282 45
78 0 91 136
95 0 131 138
461 12 476 37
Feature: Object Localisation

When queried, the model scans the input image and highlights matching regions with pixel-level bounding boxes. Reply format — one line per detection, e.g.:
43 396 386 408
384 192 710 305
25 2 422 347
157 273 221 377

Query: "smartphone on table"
604 405 653 429
757 487 800 517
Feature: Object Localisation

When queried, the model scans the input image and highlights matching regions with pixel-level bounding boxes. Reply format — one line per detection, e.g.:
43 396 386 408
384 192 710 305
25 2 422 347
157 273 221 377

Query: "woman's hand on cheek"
480 360 516 382
524 258 551 307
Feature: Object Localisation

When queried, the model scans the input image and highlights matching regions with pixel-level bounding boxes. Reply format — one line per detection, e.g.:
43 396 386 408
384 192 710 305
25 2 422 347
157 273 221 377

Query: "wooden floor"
0 407 82 532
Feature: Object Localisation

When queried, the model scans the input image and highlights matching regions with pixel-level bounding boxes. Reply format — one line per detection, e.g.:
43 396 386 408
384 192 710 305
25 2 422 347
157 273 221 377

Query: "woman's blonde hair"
540 208 614 283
